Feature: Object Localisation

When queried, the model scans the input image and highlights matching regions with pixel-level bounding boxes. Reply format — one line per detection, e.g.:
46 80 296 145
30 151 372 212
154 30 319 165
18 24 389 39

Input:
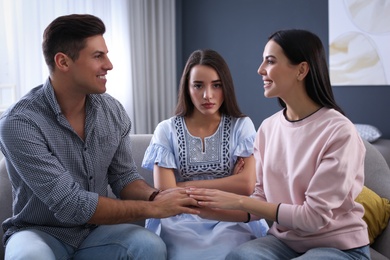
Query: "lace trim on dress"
174 115 232 180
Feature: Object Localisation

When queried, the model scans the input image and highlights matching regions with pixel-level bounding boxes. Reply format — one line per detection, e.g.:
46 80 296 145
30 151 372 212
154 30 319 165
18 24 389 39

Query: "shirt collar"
42 77 101 116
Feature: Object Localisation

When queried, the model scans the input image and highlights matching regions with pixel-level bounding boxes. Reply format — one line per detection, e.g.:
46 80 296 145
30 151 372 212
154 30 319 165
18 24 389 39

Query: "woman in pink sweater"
188 29 370 259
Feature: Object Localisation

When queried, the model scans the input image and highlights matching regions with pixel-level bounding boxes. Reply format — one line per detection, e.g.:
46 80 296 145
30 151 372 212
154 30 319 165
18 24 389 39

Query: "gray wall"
176 0 390 139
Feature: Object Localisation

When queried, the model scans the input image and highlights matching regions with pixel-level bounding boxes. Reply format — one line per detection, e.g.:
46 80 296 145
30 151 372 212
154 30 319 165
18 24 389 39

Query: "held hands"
151 188 200 218
186 188 244 211
150 187 248 221
149 184 246 219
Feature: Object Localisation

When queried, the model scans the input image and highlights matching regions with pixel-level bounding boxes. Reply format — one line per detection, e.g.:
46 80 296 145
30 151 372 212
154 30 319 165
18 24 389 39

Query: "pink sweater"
252 108 369 252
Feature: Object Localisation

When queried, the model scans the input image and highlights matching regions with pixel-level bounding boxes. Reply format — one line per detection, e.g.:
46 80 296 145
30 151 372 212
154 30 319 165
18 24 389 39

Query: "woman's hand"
187 187 279 222
186 188 245 211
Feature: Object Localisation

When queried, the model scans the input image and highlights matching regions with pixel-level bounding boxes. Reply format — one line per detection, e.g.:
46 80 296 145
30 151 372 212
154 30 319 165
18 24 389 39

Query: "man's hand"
152 188 200 218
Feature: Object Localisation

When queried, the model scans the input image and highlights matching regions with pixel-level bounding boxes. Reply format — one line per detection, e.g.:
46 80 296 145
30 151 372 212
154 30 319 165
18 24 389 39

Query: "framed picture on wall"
328 0 390 86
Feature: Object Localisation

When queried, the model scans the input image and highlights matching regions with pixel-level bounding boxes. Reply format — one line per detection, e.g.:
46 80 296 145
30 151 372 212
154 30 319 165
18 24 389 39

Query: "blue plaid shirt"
0 78 143 248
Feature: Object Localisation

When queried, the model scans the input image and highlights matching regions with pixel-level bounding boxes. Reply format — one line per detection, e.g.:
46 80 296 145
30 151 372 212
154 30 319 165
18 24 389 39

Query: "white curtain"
0 0 176 134
129 0 177 134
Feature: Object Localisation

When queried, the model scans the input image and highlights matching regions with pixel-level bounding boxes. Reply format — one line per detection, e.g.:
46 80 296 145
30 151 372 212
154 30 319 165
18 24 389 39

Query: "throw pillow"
354 124 382 143
355 186 390 244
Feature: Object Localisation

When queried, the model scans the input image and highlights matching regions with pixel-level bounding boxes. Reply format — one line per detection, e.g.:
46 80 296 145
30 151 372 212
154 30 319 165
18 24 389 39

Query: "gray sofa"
0 134 390 259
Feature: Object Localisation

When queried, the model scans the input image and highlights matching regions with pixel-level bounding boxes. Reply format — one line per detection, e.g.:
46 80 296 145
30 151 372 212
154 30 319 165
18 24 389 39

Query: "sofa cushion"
355 124 382 143
355 186 390 244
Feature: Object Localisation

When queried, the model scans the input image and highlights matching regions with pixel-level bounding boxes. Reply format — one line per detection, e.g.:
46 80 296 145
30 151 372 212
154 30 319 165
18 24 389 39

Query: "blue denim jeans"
226 234 371 260
5 224 166 260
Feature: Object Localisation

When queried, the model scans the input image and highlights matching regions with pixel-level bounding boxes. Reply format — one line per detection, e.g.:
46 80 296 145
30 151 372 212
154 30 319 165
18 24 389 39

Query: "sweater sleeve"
278 122 366 232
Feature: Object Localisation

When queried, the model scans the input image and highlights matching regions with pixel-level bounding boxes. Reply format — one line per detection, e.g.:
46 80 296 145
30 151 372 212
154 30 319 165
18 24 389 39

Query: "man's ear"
297 61 309 81
54 52 70 71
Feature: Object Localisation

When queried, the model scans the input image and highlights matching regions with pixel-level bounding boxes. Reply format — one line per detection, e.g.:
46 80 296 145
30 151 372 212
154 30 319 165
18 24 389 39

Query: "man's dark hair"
42 14 106 72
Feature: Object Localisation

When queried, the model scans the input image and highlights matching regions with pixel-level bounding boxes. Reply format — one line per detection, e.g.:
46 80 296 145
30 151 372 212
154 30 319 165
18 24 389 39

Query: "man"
0 14 199 259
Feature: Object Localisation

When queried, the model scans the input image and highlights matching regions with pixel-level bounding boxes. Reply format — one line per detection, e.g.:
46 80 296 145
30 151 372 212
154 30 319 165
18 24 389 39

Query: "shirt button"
84 147 87 151
89 176 93 180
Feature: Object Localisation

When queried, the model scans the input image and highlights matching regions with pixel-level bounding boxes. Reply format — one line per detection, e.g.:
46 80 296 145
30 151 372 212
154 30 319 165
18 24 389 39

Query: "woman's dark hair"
268 29 344 115
175 49 244 117
42 14 106 73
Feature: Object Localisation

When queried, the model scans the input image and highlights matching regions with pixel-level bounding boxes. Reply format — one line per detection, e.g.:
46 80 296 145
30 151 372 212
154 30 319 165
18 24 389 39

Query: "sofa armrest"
372 222 390 260
363 139 390 259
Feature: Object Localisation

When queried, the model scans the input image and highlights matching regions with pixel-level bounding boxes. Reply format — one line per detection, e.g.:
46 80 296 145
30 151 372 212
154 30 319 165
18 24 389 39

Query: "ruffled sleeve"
142 143 177 171
232 117 256 159
141 117 178 171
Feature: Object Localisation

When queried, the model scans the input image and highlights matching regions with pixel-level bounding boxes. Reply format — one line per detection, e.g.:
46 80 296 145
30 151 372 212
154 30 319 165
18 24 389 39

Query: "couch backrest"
106 134 153 198
363 140 390 258
0 158 11 259
363 139 390 200
130 134 154 186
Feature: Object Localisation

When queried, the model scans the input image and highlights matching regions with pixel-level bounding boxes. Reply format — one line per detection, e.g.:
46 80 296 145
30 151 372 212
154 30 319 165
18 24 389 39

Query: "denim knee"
75 224 167 260
130 228 167 259
5 229 71 260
